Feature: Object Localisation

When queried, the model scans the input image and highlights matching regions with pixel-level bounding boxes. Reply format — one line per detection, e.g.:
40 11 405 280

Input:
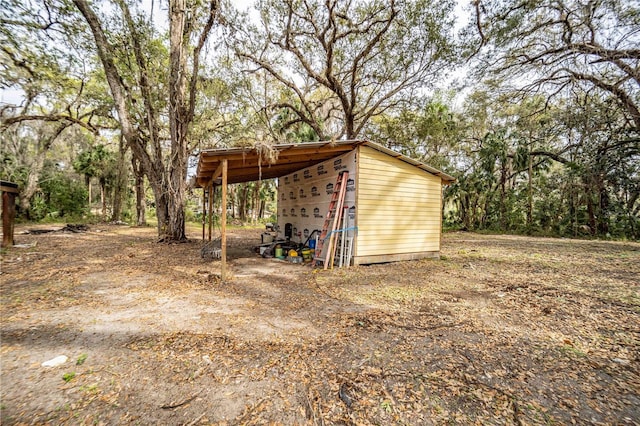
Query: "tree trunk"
567 179 576 236
253 182 260 222
111 137 128 222
527 152 533 230
238 183 249 222
111 183 122 222
585 176 597 235
132 157 146 226
345 114 355 140
229 186 236 218
86 176 92 214
500 162 507 230
153 185 171 237
19 155 44 218
597 175 610 235
74 0 216 240
164 0 190 241
116 0 169 232
100 178 107 219
74 0 163 233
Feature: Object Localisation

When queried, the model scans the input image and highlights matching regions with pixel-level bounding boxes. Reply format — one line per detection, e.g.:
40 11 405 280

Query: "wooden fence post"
1 181 19 248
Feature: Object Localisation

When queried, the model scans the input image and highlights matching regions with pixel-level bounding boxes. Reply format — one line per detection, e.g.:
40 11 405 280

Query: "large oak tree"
72 0 220 241
234 0 457 140
470 0 639 131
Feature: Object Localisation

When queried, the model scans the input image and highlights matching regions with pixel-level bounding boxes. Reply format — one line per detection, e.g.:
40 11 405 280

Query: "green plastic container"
301 249 312 261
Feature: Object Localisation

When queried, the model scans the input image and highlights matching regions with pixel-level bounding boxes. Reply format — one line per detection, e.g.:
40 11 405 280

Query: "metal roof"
194 140 455 187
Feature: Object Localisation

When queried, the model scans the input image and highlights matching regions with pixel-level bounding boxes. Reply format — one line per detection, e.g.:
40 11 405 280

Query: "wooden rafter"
194 140 455 187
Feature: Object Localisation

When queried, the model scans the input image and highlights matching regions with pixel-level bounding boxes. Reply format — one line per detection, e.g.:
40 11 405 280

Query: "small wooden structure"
195 140 455 274
1 180 19 248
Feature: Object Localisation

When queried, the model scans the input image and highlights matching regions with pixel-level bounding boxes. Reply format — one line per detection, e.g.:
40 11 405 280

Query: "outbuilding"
195 140 454 274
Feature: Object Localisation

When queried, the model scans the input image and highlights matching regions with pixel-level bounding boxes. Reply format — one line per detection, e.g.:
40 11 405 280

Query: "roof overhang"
194 140 455 187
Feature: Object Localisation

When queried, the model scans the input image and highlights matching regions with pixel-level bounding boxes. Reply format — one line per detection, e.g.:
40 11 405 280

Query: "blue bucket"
308 239 316 249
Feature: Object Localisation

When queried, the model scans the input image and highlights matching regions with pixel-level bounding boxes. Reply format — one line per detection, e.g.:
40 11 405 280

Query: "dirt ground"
1 224 639 425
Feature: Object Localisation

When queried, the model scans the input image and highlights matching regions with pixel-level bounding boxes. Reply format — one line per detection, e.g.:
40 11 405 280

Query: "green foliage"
365 95 460 170
184 206 200 224
62 372 76 382
2 0 636 242
28 194 50 222
451 0 639 240
76 353 88 366
442 88 639 240
272 106 320 142
39 168 88 219
73 144 112 182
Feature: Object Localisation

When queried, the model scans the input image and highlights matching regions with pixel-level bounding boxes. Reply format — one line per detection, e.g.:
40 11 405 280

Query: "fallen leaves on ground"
1 226 638 425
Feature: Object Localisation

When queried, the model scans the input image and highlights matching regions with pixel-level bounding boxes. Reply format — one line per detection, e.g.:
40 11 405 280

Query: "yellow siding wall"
356 146 443 256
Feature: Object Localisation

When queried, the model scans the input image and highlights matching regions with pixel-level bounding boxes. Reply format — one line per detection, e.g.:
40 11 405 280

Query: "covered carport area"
194 140 367 280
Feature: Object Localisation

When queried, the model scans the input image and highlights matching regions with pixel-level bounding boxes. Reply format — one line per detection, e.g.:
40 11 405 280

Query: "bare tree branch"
188 0 219 124
236 0 453 139
1 114 98 134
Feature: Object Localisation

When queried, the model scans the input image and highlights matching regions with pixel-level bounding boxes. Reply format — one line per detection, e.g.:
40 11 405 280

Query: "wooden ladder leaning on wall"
312 171 349 270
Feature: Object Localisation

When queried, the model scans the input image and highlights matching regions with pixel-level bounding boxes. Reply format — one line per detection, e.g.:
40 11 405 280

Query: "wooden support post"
202 187 206 241
221 159 228 281
439 182 443 252
208 181 214 241
1 181 18 248
2 192 16 247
